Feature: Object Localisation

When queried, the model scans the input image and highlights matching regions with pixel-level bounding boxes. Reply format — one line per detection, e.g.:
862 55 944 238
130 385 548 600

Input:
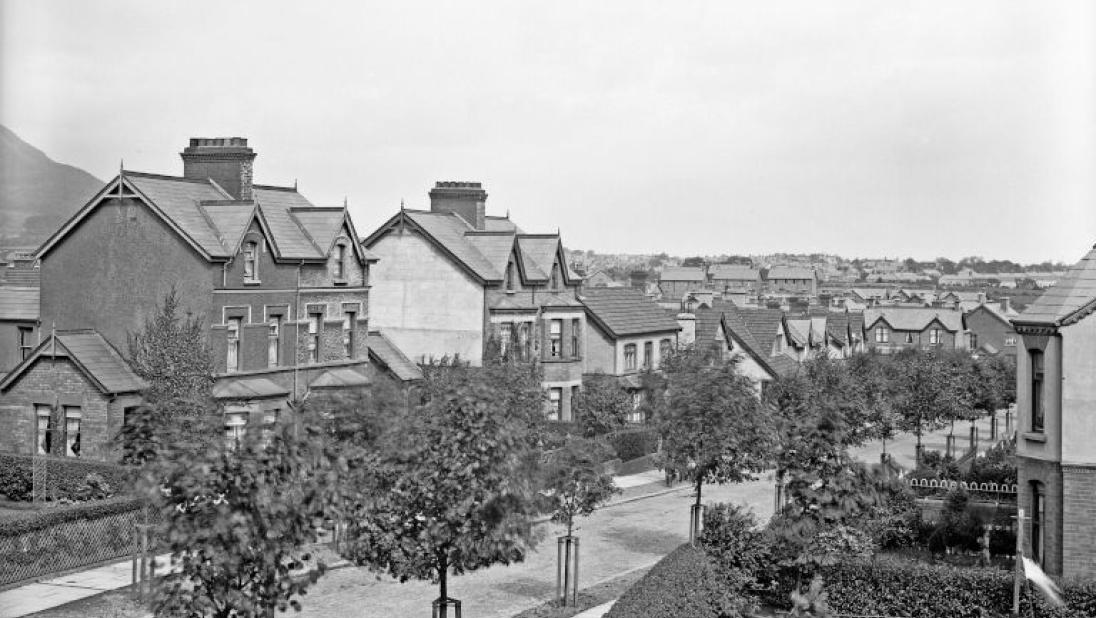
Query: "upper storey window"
551 264 561 290
506 261 515 292
243 241 259 283
335 244 347 280
1030 349 1045 432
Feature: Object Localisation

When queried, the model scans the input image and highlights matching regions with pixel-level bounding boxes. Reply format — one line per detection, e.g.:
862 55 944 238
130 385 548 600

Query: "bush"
607 428 659 462
967 441 1016 486
0 496 145 537
605 544 754 618
0 453 129 502
700 503 771 591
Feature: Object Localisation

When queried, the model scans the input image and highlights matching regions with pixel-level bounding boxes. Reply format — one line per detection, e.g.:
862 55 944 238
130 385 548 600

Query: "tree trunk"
695 478 702 507
438 554 448 618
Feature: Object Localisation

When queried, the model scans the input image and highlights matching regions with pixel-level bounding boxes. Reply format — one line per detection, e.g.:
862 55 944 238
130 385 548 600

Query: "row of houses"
0 137 688 459
659 264 819 299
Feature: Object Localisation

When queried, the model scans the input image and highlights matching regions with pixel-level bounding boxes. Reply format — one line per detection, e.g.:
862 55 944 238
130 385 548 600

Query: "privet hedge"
0 496 146 537
0 452 129 502
607 428 659 462
604 544 752 618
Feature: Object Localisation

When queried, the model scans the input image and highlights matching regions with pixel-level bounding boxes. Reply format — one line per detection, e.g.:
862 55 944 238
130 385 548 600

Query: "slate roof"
581 288 680 338
767 267 815 280
0 287 38 321
38 173 377 263
0 330 146 394
660 266 706 282
785 319 811 347
719 304 781 377
826 312 850 346
517 235 562 282
864 307 964 332
309 367 371 389
694 305 725 348
213 377 290 400
736 308 786 352
709 265 758 280
367 331 424 381
1015 246 1096 326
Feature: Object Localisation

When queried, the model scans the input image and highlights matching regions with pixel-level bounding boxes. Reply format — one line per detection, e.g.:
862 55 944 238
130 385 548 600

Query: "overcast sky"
2 1 1094 263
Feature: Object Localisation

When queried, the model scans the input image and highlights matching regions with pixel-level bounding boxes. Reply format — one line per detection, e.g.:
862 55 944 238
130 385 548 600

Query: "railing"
905 477 1017 499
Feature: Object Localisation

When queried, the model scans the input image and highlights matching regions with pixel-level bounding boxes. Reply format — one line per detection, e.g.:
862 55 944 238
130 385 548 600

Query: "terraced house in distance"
363 181 586 421
0 137 391 459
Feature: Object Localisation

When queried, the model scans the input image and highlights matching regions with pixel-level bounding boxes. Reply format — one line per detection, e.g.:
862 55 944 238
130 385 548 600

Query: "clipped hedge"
0 452 130 502
607 428 659 462
605 544 752 618
0 496 146 537
764 560 1096 618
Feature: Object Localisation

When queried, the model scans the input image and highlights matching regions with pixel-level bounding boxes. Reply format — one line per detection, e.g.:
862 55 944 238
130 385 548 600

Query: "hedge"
0 452 130 502
605 544 752 618
606 428 659 462
0 496 146 537
764 560 1096 618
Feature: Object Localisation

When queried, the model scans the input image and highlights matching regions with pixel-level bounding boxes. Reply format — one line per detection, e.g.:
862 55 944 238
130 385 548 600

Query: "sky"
2 1 1095 263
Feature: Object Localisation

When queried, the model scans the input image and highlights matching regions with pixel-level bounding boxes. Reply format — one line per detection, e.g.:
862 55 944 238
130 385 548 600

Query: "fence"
905 477 1017 499
0 499 156 589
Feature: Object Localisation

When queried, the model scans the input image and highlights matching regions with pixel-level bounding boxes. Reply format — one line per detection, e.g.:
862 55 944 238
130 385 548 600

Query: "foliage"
572 374 633 437
967 441 1017 486
788 575 831 617
606 428 659 462
656 348 775 504
699 503 772 592
885 349 972 449
540 436 619 536
604 544 756 618
0 495 145 537
926 488 985 555
341 358 546 606
910 449 961 481
0 452 129 502
150 420 340 618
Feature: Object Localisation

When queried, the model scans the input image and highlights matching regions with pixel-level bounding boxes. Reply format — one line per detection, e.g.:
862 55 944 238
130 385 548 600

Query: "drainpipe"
293 262 303 400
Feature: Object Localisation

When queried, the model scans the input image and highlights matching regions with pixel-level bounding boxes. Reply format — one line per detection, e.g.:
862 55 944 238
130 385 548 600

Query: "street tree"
885 349 970 458
540 436 619 537
571 374 632 437
341 359 546 617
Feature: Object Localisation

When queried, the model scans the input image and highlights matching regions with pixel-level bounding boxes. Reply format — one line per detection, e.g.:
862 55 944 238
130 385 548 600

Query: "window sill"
333 279 348 286
243 279 261 286
1022 431 1047 443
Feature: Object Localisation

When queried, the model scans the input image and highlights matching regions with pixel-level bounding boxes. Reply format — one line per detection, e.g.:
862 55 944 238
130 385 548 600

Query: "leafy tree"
151 419 340 618
657 348 775 509
572 374 632 437
681 256 706 268
885 349 970 456
540 436 619 537
341 359 545 616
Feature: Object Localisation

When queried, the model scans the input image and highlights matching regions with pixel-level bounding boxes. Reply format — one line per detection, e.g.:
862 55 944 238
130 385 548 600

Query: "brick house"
0 331 144 460
658 266 707 300
765 267 818 296
363 181 586 421
708 264 760 295
691 301 793 395
1011 245 1096 577
4 137 396 453
0 287 38 376
862 307 966 353
964 299 1019 357
580 287 680 420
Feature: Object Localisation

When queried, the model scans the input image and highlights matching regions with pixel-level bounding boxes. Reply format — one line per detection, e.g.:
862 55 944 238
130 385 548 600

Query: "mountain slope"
0 125 103 247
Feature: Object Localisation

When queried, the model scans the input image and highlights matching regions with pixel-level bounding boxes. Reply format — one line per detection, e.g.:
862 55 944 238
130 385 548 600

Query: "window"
262 408 280 442
1031 483 1045 567
226 318 241 373
35 405 52 455
225 409 248 449
643 341 653 368
335 244 346 280
309 312 323 363
571 385 580 411
571 319 580 358
64 407 81 457
243 241 258 282
930 328 941 345
1031 350 1044 432
518 322 531 361
1005 336 1017 347
549 320 562 358
624 343 637 371
905 332 914 344
343 308 356 358
970 333 978 349
551 264 560 290
628 392 644 423
18 327 33 361
875 326 889 343
548 388 562 421
498 323 513 357
267 317 281 367
506 261 515 291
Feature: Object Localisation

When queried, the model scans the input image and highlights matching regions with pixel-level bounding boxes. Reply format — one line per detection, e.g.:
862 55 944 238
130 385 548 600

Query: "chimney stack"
429 181 487 230
181 138 256 201
630 271 649 291
1001 296 1011 313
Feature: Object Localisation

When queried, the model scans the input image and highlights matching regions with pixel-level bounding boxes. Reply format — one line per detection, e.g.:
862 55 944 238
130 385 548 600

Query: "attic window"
335 244 347 280
551 264 560 290
243 241 259 283
506 261 515 292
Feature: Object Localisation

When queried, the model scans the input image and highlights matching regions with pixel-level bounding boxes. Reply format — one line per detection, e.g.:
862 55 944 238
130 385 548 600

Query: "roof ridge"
124 170 212 184
290 206 344 212
252 183 298 192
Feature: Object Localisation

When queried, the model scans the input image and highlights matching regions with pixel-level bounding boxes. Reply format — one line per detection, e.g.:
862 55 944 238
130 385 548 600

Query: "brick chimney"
429 181 486 230
181 137 256 200
1001 296 1012 313
630 271 649 291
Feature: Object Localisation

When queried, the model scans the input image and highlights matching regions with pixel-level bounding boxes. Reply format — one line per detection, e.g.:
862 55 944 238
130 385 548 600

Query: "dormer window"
335 244 346 280
243 241 258 283
551 264 560 290
506 261 515 292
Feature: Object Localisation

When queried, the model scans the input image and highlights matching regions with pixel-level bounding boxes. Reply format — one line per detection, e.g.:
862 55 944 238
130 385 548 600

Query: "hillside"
0 125 103 247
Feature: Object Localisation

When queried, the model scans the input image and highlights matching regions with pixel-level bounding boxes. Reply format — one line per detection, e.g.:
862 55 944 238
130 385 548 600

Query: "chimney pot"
181 137 256 200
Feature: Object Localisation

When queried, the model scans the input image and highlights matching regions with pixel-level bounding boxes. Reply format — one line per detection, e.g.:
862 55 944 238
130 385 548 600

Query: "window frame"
549 319 563 358
1030 349 1045 432
267 317 281 368
18 327 34 361
308 312 323 363
571 318 580 358
548 388 562 421
63 406 81 457
343 307 357 358
875 326 889 343
226 317 242 373
643 341 653 368
930 328 941 345
35 404 52 455
624 343 637 371
334 244 347 280
243 241 259 283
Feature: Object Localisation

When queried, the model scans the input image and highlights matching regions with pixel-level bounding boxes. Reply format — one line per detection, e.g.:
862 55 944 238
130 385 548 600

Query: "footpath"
0 469 673 618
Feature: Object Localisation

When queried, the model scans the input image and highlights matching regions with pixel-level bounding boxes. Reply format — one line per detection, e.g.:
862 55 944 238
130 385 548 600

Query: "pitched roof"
0 330 146 394
709 264 758 280
736 308 786 352
213 376 290 400
309 367 371 389
864 307 964 332
767 267 815 280
826 312 850 345
785 318 811 347
660 266 706 282
517 235 561 282
39 173 375 263
720 304 780 378
1016 245 1096 326
581 288 680 338
367 331 424 381
0 287 38 321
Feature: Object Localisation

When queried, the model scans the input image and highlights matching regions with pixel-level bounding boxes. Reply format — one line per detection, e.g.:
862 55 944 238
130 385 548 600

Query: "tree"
572 374 632 437
540 436 619 536
657 349 775 511
341 359 545 617
681 256 706 267
885 350 970 457
150 419 340 618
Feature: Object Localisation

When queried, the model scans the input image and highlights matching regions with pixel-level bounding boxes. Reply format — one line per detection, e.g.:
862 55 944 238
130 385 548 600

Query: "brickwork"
1062 465 1096 577
1017 456 1063 576
965 306 1017 357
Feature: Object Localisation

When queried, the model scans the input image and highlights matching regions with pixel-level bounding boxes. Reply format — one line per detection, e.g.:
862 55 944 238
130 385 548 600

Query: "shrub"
699 503 771 590
607 428 658 462
0 496 145 537
605 544 754 618
0 453 129 502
